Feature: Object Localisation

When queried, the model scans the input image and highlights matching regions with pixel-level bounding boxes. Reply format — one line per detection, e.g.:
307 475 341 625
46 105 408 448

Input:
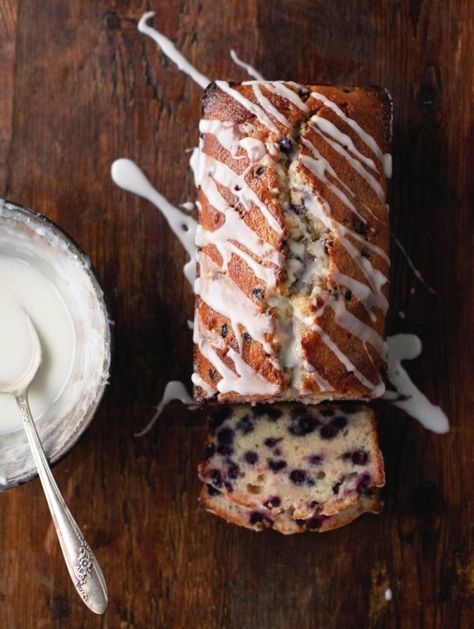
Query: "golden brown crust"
194 81 391 403
199 483 382 534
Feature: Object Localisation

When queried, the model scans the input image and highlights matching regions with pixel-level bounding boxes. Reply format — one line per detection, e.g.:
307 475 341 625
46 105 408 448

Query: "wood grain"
0 1 472 627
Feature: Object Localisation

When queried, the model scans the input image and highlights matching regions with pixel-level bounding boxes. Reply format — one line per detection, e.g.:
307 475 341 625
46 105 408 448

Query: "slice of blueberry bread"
198 403 384 520
200 483 382 534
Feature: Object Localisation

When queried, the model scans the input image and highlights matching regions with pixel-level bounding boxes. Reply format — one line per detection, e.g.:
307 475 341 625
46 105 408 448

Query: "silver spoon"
0 312 108 614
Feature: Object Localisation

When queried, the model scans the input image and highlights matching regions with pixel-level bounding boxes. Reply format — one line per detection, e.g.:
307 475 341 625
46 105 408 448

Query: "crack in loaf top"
193 81 392 404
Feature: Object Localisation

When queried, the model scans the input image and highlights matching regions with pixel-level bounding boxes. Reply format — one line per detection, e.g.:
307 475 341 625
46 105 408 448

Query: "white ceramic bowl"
0 200 111 489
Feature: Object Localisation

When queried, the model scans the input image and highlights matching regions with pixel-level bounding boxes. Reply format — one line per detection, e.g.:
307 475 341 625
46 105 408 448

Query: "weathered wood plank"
0 1 472 627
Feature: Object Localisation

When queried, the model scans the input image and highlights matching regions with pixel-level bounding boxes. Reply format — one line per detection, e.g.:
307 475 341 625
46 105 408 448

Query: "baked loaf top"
198 403 385 520
193 81 391 404
200 483 382 535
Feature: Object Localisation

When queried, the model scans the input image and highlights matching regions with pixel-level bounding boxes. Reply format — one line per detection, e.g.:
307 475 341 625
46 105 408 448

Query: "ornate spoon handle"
16 393 108 615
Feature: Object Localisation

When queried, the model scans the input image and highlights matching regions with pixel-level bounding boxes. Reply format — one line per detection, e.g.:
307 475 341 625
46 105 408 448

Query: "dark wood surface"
0 1 472 627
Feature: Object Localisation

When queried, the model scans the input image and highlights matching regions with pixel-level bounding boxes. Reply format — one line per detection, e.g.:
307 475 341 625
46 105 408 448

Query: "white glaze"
195 254 273 354
385 334 449 433
331 299 387 358
135 381 197 437
310 90 392 178
214 81 280 133
0 258 76 433
198 149 283 234
0 294 36 390
0 200 110 483
138 12 210 89
199 119 240 155
385 588 393 602
253 84 291 128
304 194 389 316
238 137 267 162
230 49 265 80
111 158 197 284
308 118 385 202
114 30 448 433
265 82 310 113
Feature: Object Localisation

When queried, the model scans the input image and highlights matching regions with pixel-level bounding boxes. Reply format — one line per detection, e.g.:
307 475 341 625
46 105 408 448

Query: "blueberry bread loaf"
193 81 391 404
200 483 381 534
198 403 385 522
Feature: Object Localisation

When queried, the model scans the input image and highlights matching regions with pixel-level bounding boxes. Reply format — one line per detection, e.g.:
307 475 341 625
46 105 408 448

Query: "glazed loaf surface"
193 81 391 403
198 403 385 521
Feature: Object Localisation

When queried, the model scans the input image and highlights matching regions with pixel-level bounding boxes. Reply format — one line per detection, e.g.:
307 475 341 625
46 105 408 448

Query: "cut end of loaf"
198 401 385 534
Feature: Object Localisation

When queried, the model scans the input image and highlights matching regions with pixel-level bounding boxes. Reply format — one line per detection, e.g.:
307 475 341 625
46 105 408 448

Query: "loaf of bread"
193 81 391 403
200 483 381 534
198 403 385 523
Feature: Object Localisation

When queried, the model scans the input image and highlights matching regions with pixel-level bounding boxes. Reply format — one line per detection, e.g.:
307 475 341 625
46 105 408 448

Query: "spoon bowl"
0 312 42 395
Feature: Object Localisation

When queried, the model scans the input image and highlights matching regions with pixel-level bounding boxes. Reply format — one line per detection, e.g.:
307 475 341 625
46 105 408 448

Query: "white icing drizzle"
330 299 387 358
308 117 385 202
304 193 389 310
195 254 273 354
111 158 197 284
302 359 332 392
265 82 310 113
180 201 195 211
199 149 282 234
300 135 382 225
253 84 291 128
138 12 210 89
191 371 213 396
313 321 385 396
111 28 449 435
300 151 367 224
214 80 280 134
229 49 265 81
134 381 198 437
194 312 279 396
331 266 385 321
301 136 389 234
238 137 267 162
310 91 392 178
384 334 449 433
392 232 436 294
199 119 241 155
189 140 205 186
311 115 377 172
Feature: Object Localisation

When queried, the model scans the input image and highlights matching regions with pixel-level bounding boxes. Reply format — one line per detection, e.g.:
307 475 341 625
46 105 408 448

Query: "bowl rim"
0 198 112 489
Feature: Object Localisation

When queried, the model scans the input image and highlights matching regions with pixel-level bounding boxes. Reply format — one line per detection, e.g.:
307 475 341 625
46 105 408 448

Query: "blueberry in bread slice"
198 402 384 521
200 483 382 534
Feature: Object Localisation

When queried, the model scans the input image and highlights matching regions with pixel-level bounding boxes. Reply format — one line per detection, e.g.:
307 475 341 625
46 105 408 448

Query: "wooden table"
0 1 472 627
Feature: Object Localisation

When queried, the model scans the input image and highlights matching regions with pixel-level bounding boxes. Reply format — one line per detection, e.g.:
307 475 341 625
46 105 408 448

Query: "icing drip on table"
109 13 449 433
135 381 197 437
230 49 265 80
391 232 436 294
111 158 197 285
138 12 210 89
384 334 449 433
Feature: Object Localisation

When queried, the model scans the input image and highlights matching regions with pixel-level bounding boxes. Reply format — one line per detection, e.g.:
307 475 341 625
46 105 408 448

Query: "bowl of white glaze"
0 199 111 489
